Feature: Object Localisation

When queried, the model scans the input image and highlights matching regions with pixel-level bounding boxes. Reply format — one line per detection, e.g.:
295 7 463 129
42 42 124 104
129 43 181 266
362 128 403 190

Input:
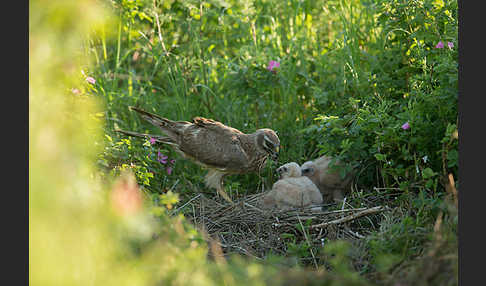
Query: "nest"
172 192 387 264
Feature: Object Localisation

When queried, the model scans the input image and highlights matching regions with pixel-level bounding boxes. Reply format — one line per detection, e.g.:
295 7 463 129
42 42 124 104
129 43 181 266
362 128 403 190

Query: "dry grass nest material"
172 192 388 262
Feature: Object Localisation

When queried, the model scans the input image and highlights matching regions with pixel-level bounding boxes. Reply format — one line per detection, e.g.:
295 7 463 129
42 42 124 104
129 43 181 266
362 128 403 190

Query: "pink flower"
157 151 168 164
435 41 444 49
110 174 143 216
170 159 176 164
267 60 280 72
166 167 173 175
71 88 80 95
86 76 96 84
447 42 454 49
401 122 410 130
149 137 156 145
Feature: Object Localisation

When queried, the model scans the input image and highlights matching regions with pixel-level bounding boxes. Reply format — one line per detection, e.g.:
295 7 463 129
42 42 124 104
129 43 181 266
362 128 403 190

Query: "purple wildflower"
157 151 168 164
166 167 173 175
267 60 280 72
447 42 454 49
401 122 410 130
435 41 444 49
86 76 96 84
149 137 156 145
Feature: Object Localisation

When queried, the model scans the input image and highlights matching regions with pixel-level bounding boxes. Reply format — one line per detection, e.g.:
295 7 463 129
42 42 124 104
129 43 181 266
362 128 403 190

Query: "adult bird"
116 106 280 203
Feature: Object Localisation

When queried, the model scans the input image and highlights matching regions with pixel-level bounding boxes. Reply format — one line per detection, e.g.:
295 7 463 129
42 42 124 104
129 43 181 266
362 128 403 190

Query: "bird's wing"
192 117 244 135
313 156 332 170
129 106 192 139
302 178 323 204
262 190 277 208
272 180 306 207
176 119 250 172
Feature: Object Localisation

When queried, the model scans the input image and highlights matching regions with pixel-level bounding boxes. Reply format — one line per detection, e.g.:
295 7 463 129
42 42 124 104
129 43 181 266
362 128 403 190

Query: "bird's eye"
283 167 287 172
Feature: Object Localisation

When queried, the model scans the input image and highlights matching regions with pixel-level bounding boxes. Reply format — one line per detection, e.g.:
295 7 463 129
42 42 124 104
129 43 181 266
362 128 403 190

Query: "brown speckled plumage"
116 106 280 202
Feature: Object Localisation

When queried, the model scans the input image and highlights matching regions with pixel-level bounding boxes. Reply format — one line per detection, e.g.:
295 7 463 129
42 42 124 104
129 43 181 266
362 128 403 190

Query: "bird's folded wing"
192 117 244 135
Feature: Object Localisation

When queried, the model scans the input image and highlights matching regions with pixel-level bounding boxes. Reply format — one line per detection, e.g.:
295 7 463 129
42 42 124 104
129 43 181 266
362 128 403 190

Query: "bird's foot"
216 187 233 204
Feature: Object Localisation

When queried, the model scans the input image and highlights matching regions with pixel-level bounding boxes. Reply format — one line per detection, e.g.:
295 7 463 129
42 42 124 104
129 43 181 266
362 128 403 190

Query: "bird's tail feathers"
128 106 191 139
115 129 176 145
129 106 173 128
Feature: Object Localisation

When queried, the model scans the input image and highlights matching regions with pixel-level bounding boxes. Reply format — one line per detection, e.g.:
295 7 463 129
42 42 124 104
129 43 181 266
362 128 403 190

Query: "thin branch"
172 193 201 214
311 206 385 230
347 229 365 239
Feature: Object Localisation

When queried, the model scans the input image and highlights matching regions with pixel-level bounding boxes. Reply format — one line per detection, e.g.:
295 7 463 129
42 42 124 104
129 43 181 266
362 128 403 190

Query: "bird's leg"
205 169 233 203
217 179 233 204
257 170 265 194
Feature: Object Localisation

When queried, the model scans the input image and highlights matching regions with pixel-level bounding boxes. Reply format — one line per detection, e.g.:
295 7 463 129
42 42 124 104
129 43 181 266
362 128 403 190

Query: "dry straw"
172 192 387 264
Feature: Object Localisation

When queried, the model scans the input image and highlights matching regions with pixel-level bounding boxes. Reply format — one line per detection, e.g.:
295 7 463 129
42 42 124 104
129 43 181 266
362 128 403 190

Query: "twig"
297 214 318 270
169 179 180 192
311 206 385 230
306 207 369 216
214 240 263 261
243 202 265 214
373 187 402 191
172 193 201 214
284 215 317 221
347 229 365 239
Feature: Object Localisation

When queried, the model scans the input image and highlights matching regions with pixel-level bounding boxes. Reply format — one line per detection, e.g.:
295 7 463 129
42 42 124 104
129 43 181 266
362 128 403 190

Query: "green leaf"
422 167 437 179
280 233 295 240
447 149 458 168
374 153 386 161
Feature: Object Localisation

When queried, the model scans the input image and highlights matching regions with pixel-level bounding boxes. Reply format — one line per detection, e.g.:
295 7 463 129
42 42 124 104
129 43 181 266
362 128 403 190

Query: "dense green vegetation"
31 0 458 285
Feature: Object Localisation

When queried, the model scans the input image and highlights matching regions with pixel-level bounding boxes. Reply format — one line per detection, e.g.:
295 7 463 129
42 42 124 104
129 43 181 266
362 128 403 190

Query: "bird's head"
276 162 301 179
301 161 316 177
255 129 280 162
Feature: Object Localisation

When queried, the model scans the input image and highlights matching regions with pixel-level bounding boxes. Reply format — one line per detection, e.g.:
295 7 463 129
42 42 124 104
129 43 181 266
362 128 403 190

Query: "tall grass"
86 0 457 284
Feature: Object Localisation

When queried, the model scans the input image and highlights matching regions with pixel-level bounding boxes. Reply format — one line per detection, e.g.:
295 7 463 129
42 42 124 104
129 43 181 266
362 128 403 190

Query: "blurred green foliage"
28 0 271 285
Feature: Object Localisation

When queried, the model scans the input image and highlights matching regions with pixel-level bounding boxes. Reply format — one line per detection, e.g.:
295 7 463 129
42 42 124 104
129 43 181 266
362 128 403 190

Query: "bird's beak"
270 147 279 162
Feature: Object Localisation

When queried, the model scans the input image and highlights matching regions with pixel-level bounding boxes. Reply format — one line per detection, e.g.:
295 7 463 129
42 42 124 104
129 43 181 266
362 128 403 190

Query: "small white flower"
422 155 428 163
